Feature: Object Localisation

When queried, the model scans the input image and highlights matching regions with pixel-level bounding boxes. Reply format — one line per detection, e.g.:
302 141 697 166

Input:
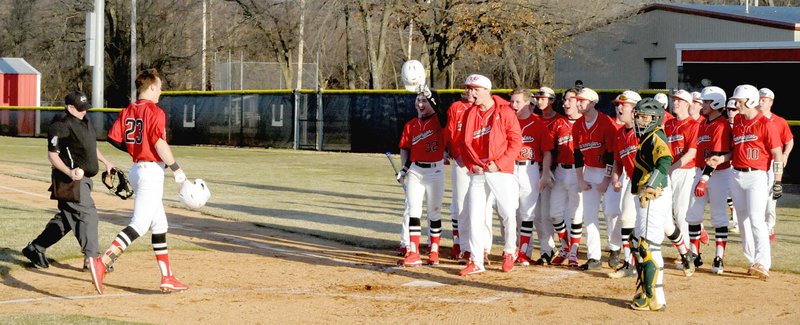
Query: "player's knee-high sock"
622 227 634 264
553 220 568 250
429 219 442 253
152 233 172 277
667 227 688 255
569 222 583 255
715 226 728 259
518 221 534 256
451 218 460 249
103 226 139 266
688 224 701 255
409 217 421 254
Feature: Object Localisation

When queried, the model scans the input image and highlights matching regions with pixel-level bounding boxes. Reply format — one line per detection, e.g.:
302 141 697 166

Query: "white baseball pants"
635 183 671 307
549 166 583 227
578 166 605 261
465 172 519 267
670 168 694 248
128 162 169 236
730 169 771 270
686 168 731 228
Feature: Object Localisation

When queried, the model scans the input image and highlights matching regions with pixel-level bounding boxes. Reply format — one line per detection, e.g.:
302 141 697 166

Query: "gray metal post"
293 89 300 150
316 86 323 151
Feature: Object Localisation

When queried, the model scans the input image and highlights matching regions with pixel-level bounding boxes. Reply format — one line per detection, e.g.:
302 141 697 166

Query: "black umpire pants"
31 177 100 258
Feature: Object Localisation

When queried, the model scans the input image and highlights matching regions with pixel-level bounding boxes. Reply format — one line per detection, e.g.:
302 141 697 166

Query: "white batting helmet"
653 93 669 109
179 179 211 210
700 86 727 110
730 84 760 109
401 60 426 92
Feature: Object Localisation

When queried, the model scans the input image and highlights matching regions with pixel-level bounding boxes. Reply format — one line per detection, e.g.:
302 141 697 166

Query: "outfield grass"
0 136 797 273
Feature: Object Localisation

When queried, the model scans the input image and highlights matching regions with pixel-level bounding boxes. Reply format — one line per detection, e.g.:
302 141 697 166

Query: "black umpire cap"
65 91 91 111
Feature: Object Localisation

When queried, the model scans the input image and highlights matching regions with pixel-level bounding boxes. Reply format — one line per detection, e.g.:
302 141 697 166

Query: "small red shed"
1 58 41 136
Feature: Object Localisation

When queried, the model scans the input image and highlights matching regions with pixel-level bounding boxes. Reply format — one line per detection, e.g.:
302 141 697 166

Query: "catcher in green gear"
630 98 673 311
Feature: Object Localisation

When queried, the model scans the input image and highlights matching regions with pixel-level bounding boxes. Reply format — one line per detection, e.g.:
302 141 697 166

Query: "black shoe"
694 253 703 268
534 251 553 265
608 250 621 269
711 256 724 275
22 243 49 268
580 258 601 270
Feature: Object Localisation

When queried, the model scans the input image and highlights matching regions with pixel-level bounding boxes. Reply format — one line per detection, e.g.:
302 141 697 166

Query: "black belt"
559 164 575 169
734 166 760 172
516 160 534 166
415 161 440 168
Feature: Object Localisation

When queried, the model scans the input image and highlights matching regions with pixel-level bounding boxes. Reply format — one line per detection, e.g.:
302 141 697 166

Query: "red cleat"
459 260 485 276
427 252 440 265
89 257 107 294
160 275 189 292
449 244 461 260
502 253 515 272
398 252 422 267
516 253 532 266
550 248 568 265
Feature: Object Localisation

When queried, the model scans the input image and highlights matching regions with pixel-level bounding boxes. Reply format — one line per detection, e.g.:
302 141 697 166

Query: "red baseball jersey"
661 111 675 125
446 99 471 159
731 113 781 171
765 113 794 147
664 117 699 169
399 115 446 162
614 126 638 178
108 99 167 162
695 116 731 170
517 115 555 162
542 114 575 165
572 113 617 168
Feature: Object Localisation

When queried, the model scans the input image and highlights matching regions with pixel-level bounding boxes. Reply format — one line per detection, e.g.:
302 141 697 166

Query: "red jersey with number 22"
107 99 167 162
399 115 446 162
731 113 780 171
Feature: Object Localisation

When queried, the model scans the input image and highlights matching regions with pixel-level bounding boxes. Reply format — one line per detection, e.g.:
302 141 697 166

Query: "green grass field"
1 135 798 277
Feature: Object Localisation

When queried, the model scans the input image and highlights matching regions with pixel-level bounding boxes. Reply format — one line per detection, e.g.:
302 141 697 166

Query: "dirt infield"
0 174 798 324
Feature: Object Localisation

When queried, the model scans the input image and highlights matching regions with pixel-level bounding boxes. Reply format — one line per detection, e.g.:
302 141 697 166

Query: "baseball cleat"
608 262 635 279
459 260 485 276
681 252 695 277
711 256 724 275
89 257 107 294
515 253 532 266
501 253 514 272
22 244 49 269
607 250 621 269
630 293 665 311
449 244 461 260
395 246 407 257
458 251 470 265
160 275 189 292
693 253 704 268
699 227 710 245
550 248 568 265
534 251 553 266
567 253 580 268
580 258 601 271
398 252 422 267
750 263 769 281
427 252 440 265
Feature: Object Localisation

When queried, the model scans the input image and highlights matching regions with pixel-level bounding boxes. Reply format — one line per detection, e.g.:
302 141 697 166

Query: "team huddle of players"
394 73 790 311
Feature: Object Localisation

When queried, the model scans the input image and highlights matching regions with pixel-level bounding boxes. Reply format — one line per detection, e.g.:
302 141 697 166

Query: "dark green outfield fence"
3 89 800 182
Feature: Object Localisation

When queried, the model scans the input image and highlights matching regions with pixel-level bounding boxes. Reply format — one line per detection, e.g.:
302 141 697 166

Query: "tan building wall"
555 9 797 90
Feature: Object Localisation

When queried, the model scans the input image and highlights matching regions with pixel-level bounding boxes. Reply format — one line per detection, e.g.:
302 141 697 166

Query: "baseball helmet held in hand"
402 60 426 92
179 179 211 209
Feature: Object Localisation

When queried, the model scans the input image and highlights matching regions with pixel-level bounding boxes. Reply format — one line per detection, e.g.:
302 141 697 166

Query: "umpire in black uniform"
22 91 115 269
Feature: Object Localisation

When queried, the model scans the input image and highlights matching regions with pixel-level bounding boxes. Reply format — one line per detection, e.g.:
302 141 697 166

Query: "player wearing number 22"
396 93 447 267
88 68 189 294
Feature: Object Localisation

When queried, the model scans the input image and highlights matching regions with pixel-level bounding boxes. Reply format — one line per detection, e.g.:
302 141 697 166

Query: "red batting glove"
694 180 707 197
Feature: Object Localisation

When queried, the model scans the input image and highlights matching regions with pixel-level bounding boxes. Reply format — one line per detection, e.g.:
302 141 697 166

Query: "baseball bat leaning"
385 152 407 192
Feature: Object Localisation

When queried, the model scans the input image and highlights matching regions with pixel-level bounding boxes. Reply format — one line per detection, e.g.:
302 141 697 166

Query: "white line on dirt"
0 184 50 199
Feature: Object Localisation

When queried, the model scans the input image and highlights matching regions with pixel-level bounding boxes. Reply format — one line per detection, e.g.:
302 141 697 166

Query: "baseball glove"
102 167 134 200
638 186 662 209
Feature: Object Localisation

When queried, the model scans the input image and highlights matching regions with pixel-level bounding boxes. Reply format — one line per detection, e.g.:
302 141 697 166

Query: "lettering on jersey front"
733 134 758 145
667 134 684 143
457 121 462 132
619 145 637 158
579 141 602 152
473 125 492 139
412 129 434 146
124 118 144 144
557 135 572 146
697 135 711 144
522 135 534 143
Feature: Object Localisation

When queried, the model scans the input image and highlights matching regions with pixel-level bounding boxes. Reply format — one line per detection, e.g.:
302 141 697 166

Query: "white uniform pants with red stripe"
730 169 771 270
687 168 731 228
465 172 518 267
670 168 695 248
578 166 605 261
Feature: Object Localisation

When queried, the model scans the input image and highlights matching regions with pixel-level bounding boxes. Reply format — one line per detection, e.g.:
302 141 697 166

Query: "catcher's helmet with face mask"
633 98 664 138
